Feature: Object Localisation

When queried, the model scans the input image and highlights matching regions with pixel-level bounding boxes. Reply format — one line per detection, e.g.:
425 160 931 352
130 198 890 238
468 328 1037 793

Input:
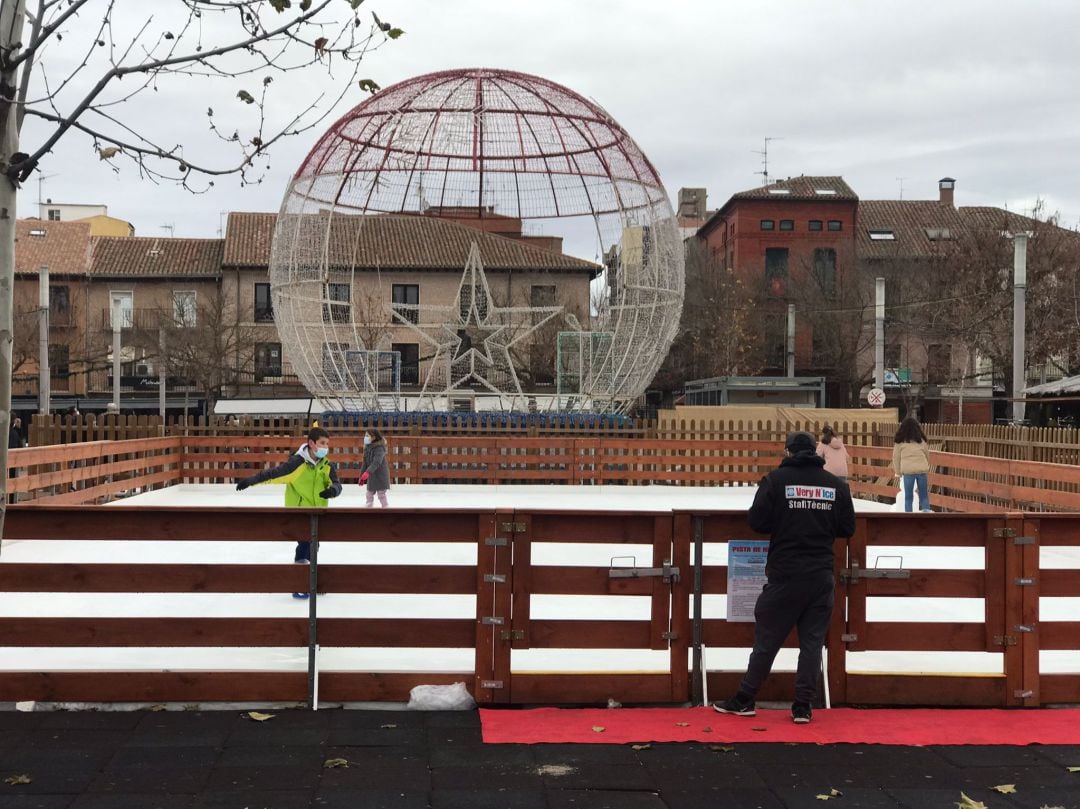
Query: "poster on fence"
726 540 769 622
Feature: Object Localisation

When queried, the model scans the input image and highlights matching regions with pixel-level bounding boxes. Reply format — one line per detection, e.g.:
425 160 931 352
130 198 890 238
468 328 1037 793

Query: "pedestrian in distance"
235 426 342 597
816 424 850 480
358 428 390 507
8 416 24 450
714 431 856 725
892 416 932 513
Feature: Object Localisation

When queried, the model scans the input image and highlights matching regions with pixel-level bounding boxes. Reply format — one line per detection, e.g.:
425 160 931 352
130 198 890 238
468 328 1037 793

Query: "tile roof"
14 219 92 277
856 200 966 259
730 176 858 202
223 212 601 275
90 237 224 278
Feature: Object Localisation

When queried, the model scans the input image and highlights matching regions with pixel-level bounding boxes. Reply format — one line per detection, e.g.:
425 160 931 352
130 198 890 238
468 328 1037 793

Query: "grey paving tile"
318 756 431 790
325 724 425 747
546 789 667 809
431 763 542 791
37 714 140 732
70 796 193 809
196 791 314 809
887 787 1006 809
931 745 1059 768
532 744 641 767
429 744 533 768
538 762 656 792
103 745 219 771
659 786 784 809
327 710 425 729
0 797 74 809
216 744 325 768
205 765 322 792
0 767 101 796
775 787 904 808
87 764 210 795
429 789 545 809
314 789 429 809
424 711 480 728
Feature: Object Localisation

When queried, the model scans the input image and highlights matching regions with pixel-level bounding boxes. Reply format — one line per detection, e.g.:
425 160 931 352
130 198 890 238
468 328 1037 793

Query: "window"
47 208 61 221
764 248 788 295
391 284 419 324
530 344 555 385
459 283 488 321
322 342 350 384
760 219 775 231
868 229 896 241
392 342 420 385
925 227 952 241
254 342 282 382
49 344 70 390
768 188 791 196
808 220 823 232
530 284 556 324
927 344 952 382
827 220 843 231
49 284 70 326
779 220 794 232
173 290 197 327
323 282 350 324
110 291 133 328
254 283 273 322
812 248 837 295
814 189 838 196
885 344 902 369
29 228 46 237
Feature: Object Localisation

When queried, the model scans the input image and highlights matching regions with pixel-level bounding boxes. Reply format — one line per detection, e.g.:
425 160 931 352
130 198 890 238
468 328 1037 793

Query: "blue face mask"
363 436 371 446
314 446 329 459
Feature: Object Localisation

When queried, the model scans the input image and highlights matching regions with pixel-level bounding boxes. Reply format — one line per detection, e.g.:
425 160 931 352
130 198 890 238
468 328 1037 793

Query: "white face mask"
363 436 371 446
314 446 329 459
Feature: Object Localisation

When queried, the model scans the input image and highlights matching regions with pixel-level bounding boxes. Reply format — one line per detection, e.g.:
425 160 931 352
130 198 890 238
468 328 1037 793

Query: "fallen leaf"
1039 804 1066 809
815 796 833 802
829 788 843 797
992 784 1017 794
674 722 689 727
591 726 605 733
751 726 767 732
380 723 397 729
1067 766 1080 772
701 727 713 733
631 744 650 751
709 745 735 753
956 793 988 809
246 711 275 721
4 774 31 786
323 758 349 769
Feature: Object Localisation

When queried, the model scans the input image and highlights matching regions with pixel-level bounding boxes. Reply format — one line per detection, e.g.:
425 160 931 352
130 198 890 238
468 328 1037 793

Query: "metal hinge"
499 521 526 533
1014 577 1036 586
661 630 678 641
608 558 680 583
481 616 504 626
993 634 1017 646
480 680 504 689
500 629 526 641
993 527 1017 538
485 537 508 547
841 560 910 581
483 573 507 584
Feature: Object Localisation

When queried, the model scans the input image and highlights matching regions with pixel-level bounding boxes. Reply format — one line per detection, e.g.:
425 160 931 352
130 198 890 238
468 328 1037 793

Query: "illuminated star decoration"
390 241 564 405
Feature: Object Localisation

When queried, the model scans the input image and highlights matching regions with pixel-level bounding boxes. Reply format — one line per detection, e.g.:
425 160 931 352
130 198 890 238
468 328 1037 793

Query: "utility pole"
875 277 885 390
38 267 50 415
158 330 166 419
786 303 796 378
1012 232 1028 423
112 299 122 412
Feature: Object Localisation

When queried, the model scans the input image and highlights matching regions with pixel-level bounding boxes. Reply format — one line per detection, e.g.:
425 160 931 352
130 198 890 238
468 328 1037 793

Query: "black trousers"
739 570 835 704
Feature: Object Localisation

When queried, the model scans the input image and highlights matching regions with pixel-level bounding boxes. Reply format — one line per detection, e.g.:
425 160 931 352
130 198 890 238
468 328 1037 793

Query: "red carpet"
480 707 1080 746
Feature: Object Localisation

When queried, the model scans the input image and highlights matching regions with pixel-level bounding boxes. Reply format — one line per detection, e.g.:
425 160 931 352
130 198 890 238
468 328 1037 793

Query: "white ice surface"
1 484 1076 679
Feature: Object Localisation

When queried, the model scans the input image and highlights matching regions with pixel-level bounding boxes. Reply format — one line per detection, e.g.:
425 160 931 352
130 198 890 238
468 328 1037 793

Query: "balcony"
99 308 165 331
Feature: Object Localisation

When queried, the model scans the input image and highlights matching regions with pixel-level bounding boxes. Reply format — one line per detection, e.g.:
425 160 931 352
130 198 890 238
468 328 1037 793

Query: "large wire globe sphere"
270 67 683 414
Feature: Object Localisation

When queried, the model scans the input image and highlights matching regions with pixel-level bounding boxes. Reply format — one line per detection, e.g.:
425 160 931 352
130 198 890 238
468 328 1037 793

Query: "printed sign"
726 540 769 622
867 387 886 407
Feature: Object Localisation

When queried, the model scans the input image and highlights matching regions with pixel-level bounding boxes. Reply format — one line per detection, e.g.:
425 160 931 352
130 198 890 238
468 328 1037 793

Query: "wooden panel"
1040 674 1080 705
509 673 673 705
1041 569 1078 598
669 513 692 702
704 672 797 703
862 515 992 546
320 671 472 702
529 513 662 544
318 565 476 594
0 564 305 593
525 620 652 649
529 566 652 596
1036 518 1080 546
317 510 487 543
701 621 798 648
318 618 476 648
0 671 306 702
5 507 312 541
1039 622 1080 650
844 673 1005 707
859 622 987 652
864 569 985 598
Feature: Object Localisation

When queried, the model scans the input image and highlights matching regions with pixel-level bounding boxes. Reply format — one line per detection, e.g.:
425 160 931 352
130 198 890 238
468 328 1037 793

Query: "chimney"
938 177 956 207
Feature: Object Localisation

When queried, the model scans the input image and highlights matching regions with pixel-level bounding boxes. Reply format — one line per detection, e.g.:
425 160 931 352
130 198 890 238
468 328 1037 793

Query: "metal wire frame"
271 68 684 413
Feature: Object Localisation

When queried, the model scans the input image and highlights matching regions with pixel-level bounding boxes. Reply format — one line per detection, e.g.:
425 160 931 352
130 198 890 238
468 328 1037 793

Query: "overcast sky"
16 0 1080 251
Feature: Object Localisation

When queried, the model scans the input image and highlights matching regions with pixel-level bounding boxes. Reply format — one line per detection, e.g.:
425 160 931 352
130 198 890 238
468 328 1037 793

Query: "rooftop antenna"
896 177 907 200
160 223 175 237
36 173 59 206
753 136 783 186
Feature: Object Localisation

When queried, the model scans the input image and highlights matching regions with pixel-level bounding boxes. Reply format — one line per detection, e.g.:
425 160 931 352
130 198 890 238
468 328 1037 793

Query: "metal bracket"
993 634 1017 646
483 573 507 584
1014 624 1036 633
1014 689 1034 699
481 616 504 626
480 680 504 689
499 521 526 533
485 537 508 547
500 629 526 641
1013 536 1036 545
661 630 678 641
993 527 1017 538
1014 577 1036 586
841 560 911 581
841 633 858 643
608 559 680 584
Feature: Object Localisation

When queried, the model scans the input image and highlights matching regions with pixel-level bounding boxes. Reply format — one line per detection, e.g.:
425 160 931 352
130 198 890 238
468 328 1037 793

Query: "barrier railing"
1 507 1076 707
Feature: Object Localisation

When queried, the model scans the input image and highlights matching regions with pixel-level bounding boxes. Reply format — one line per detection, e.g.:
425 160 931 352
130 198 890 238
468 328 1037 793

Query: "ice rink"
1 483 1076 684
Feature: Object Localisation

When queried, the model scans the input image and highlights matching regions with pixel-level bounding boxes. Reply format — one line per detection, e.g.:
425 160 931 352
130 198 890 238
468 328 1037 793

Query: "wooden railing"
9 436 1080 512
1 507 1075 707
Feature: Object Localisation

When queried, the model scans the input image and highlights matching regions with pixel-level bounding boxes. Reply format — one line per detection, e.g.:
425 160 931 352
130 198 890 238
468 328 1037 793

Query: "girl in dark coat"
358 428 390 507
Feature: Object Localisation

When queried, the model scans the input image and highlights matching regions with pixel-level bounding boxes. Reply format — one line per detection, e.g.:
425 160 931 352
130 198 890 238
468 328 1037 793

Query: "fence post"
687 514 704 705
307 513 320 710
1003 514 1040 706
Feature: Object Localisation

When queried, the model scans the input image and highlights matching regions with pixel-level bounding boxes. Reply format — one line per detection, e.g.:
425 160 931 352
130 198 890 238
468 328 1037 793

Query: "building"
36 201 134 236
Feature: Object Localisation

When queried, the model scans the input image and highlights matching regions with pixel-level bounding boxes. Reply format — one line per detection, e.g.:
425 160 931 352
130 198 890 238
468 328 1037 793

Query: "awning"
1023 375 1080 396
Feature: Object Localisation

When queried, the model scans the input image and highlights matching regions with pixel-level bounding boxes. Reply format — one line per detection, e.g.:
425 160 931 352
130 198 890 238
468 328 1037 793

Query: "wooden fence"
9 435 1080 512
1 507 1075 707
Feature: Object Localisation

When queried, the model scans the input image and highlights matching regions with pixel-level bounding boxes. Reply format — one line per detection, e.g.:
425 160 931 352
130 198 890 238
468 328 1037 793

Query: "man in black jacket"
714 431 856 724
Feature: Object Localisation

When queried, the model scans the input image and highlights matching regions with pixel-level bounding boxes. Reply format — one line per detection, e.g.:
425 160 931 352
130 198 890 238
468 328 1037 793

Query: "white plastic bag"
407 682 476 711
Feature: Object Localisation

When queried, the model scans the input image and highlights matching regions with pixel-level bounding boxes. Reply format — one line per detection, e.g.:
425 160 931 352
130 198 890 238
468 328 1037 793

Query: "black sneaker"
792 702 812 724
292 592 310 599
713 692 756 716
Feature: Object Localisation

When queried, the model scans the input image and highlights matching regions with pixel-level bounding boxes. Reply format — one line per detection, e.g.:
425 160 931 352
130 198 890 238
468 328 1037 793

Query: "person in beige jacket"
892 417 931 512
816 425 850 479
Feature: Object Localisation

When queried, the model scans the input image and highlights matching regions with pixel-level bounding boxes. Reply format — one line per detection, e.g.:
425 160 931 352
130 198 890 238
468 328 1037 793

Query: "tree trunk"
0 0 29 553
